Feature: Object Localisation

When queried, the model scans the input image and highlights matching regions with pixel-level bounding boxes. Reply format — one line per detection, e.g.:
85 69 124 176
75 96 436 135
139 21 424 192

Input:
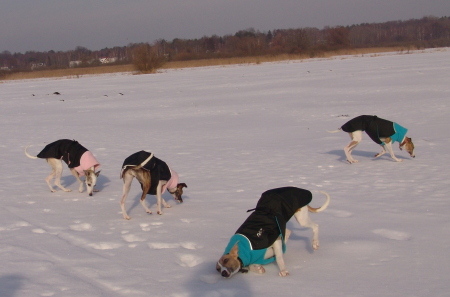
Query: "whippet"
217 187 330 278
120 151 187 219
328 115 415 163
25 139 101 196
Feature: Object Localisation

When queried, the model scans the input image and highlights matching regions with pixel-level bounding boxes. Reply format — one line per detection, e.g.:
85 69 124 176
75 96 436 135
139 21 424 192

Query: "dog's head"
169 183 188 203
400 137 415 158
84 169 101 196
216 243 246 278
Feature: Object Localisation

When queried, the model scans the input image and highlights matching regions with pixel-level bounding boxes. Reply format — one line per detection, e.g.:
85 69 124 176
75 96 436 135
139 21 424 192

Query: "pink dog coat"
74 151 101 176
162 168 179 194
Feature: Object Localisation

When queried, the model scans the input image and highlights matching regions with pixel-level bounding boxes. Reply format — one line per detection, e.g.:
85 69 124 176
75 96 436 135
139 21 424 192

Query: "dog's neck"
400 136 407 147
237 257 248 273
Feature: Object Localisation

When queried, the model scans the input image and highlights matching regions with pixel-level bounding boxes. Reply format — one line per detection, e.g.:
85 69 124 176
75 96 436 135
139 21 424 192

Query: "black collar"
238 257 248 273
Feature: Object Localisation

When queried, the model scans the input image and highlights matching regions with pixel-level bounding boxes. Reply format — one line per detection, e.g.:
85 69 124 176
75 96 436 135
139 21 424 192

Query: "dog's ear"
229 242 239 257
95 170 101 177
178 183 187 189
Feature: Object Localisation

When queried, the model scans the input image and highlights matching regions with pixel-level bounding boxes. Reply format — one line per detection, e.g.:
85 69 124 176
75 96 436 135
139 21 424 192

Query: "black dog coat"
237 187 312 249
223 187 312 266
121 151 172 195
341 115 407 145
36 139 88 168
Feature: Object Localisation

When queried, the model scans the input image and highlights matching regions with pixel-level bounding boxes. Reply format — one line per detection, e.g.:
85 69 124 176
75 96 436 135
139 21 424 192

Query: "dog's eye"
223 259 229 264
87 184 91 187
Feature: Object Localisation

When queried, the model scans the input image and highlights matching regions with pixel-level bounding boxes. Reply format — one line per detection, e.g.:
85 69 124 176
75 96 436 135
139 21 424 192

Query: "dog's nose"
89 193 93 196
221 270 230 278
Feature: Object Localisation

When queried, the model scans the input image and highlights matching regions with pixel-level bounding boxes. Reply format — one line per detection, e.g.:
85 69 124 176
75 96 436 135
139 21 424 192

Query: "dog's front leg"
70 168 85 193
249 265 265 274
273 239 289 277
374 145 387 158
155 181 171 214
385 141 402 162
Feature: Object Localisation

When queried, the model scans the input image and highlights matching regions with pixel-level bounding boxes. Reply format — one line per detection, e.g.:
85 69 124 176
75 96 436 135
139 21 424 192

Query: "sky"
1 0 449 53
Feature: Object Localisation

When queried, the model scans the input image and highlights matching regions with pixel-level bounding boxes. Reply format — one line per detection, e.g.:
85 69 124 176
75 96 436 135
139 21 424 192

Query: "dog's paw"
123 215 131 220
64 189 72 192
279 270 289 277
157 211 163 215
249 265 265 274
394 158 403 162
146 210 152 214
347 159 358 164
164 204 172 208
312 240 319 250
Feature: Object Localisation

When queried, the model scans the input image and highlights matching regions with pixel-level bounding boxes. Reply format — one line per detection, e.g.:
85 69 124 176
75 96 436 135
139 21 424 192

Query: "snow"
1 48 449 297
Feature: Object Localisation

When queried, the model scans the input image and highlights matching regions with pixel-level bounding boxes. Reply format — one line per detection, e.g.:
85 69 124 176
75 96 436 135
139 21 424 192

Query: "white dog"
328 115 415 163
216 187 330 277
25 139 100 195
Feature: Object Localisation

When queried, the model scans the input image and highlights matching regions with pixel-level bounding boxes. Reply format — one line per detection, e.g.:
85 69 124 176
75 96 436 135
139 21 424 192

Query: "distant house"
69 60 82 68
0 66 10 71
31 63 45 70
99 57 118 64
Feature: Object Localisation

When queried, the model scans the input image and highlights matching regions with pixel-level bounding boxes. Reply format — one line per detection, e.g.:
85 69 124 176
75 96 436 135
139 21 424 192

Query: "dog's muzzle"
217 262 237 278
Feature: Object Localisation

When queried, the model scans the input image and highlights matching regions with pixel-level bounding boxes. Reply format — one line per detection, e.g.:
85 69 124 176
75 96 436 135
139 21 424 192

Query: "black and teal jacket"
341 115 408 145
223 187 312 266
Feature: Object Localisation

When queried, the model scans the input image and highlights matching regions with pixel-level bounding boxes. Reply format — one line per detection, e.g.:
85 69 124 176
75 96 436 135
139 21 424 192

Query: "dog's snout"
89 193 93 196
221 270 230 278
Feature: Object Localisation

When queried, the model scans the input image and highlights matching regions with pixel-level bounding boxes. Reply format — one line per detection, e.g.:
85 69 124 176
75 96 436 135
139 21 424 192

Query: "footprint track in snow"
327 209 353 218
148 242 203 250
122 234 146 243
372 229 411 240
69 223 93 231
177 254 203 268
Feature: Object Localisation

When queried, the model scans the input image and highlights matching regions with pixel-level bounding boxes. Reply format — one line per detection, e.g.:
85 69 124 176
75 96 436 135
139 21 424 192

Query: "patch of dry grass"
0 47 429 81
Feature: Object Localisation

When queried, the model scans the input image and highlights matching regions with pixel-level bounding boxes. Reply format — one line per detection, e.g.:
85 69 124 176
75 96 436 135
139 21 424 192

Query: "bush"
132 44 166 73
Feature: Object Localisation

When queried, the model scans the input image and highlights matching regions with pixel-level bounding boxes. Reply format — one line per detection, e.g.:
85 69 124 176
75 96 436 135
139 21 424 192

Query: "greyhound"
25 139 101 196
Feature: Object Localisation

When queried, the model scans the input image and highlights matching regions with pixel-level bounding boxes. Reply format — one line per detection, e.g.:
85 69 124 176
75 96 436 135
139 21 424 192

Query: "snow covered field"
1 49 449 297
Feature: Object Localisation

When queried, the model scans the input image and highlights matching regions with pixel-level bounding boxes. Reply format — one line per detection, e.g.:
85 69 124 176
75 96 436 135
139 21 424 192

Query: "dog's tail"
24 145 38 159
326 128 341 133
120 153 154 178
308 191 330 213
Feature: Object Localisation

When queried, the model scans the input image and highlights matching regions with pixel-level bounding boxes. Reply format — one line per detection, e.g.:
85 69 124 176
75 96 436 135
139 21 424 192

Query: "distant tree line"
1 16 449 73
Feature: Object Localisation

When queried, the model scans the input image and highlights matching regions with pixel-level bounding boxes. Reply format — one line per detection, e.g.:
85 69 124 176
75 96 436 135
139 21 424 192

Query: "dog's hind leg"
294 207 320 250
45 163 57 192
47 159 71 192
344 131 362 163
135 170 153 215
120 171 135 219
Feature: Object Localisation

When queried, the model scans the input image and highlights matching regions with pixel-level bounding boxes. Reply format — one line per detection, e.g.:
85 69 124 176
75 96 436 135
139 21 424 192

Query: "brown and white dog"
120 151 187 219
217 187 330 278
25 139 101 196
328 115 415 163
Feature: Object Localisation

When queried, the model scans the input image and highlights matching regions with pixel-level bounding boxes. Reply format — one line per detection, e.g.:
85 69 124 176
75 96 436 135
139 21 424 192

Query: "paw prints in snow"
69 223 93 231
372 229 411 241
177 254 203 268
